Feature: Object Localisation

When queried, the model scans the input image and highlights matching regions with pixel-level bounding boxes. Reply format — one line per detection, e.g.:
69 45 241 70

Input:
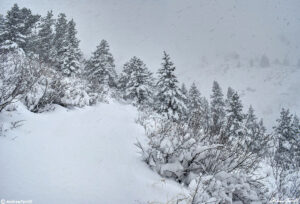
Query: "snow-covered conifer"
187 82 204 136
0 4 39 54
86 40 117 92
187 83 202 113
201 97 211 135
155 51 186 121
53 13 68 71
292 115 300 166
244 106 268 157
274 109 298 170
223 91 244 145
180 83 188 119
37 11 55 64
210 81 225 137
63 19 81 76
180 83 188 103
225 87 234 107
119 56 153 105
273 109 300 198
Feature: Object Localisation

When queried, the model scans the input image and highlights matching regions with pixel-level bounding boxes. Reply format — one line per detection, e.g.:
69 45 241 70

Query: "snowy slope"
0 103 187 204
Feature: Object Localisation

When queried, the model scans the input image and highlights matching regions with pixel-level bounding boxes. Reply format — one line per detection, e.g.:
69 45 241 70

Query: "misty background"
1 0 299 71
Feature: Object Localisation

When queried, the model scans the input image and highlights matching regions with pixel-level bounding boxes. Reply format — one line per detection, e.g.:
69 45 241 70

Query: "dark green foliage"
0 4 40 53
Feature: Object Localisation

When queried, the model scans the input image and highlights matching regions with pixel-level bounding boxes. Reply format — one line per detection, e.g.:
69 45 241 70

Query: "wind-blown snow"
0 102 187 203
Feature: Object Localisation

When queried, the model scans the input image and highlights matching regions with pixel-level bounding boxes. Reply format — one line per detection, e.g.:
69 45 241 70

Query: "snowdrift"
0 102 187 204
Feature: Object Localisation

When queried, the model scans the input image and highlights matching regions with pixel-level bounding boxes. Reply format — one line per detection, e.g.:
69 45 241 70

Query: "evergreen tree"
86 39 117 91
224 91 244 144
210 81 225 137
54 13 68 71
0 4 39 53
244 106 267 156
24 21 39 57
187 82 204 136
53 14 81 76
274 109 299 170
119 56 153 105
180 83 188 103
225 87 234 106
155 51 186 121
63 19 81 76
188 83 201 109
37 11 55 64
244 105 257 140
201 97 211 135
291 115 300 166
273 109 300 198
180 83 189 118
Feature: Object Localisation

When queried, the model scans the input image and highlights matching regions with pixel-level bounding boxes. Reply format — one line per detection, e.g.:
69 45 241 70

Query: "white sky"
1 0 300 73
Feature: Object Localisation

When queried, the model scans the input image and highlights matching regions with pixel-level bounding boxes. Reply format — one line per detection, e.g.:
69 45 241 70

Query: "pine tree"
244 106 267 156
224 91 244 145
273 108 297 170
155 51 186 121
37 11 55 64
188 83 202 112
0 5 22 52
187 82 204 136
119 56 153 105
0 4 39 53
225 87 234 106
181 83 188 102
54 13 68 71
86 39 117 91
63 19 81 76
201 97 211 135
24 21 39 57
273 109 300 198
291 115 300 166
244 106 257 141
180 83 189 119
53 14 81 76
210 81 225 137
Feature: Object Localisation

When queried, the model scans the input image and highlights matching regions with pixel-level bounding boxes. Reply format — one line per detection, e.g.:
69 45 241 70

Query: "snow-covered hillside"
1 1 299 202
0 102 187 204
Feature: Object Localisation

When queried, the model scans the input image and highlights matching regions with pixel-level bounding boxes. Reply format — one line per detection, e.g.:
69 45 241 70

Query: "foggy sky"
1 0 300 73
